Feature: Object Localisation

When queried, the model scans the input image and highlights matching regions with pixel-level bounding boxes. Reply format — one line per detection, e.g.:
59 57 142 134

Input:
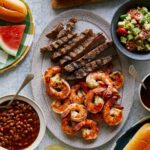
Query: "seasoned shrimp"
86 71 112 88
61 116 77 135
109 71 124 89
103 86 120 100
51 99 71 114
85 87 105 114
103 99 123 126
43 66 62 84
61 103 87 122
69 83 86 104
75 119 99 140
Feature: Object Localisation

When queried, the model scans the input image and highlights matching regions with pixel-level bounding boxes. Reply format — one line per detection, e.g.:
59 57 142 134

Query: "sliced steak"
40 32 77 53
57 17 77 39
59 33 106 66
46 23 64 39
51 29 93 61
66 55 113 81
64 41 112 73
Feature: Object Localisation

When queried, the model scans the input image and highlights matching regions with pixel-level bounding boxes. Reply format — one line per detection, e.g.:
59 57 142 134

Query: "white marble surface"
0 0 150 149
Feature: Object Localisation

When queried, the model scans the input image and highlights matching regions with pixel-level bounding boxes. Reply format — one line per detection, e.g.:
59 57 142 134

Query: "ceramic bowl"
111 0 150 60
139 73 150 112
0 95 46 150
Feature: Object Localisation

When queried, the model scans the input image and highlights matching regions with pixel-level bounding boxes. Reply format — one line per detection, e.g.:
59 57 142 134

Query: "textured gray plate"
31 9 135 149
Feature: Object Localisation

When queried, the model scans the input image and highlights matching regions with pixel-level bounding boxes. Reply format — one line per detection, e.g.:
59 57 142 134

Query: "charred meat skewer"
64 41 112 73
66 55 113 81
59 33 106 66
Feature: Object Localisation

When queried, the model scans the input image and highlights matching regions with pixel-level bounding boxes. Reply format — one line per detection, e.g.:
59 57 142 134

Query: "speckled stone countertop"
0 0 149 149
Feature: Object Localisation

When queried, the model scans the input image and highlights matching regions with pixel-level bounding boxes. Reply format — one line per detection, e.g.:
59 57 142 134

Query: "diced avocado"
140 7 149 15
126 14 131 21
136 40 144 46
120 14 128 20
125 22 134 29
127 34 134 41
144 23 150 30
118 21 125 27
137 45 144 51
120 36 127 44
132 28 141 35
145 44 150 51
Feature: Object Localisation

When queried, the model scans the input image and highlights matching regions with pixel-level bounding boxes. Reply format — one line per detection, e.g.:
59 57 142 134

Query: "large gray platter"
31 9 135 149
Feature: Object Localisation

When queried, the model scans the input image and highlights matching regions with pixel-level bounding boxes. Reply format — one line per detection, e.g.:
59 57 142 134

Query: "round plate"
0 0 34 73
111 116 150 150
31 9 135 149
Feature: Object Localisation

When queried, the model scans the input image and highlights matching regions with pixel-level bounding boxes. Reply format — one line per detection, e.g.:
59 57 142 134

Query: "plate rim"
31 9 135 149
0 0 35 73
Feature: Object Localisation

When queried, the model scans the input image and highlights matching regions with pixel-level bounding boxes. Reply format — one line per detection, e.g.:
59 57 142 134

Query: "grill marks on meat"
57 17 77 39
41 32 77 53
59 33 106 66
66 55 113 81
51 29 93 61
46 23 64 39
64 41 112 73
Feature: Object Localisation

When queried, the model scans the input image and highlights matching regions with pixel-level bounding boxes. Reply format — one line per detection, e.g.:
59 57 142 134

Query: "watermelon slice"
0 25 26 57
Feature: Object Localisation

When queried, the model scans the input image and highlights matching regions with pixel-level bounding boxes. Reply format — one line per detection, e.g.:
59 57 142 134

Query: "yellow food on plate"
0 0 27 23
123 123 150 150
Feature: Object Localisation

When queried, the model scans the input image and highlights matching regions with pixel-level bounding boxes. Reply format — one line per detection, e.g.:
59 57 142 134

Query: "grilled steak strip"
40 32 77 53
64 41 112 73
57 17 77 39
46 23 64 39
51 29 93 61
59 33 106 66
66 55 113 81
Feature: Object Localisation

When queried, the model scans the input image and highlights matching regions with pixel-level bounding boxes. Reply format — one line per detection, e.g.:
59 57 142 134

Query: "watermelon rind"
0 36 18 57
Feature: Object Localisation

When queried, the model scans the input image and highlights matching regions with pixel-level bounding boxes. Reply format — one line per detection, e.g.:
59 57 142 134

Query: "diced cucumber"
127 34 134 41
140 7 149 15
120 14 128 20
118 21 125 27
131 19 137 24
132 28 141 35
120 36 127 44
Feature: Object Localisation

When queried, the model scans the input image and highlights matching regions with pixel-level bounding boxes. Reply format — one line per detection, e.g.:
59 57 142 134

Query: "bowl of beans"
0 95 46 150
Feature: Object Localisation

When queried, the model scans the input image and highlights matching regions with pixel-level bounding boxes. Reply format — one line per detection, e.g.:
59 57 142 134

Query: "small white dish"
139 73 150 112
0 95 46 150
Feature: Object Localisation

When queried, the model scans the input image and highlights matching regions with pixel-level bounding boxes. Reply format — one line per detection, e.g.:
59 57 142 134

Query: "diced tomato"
116 27 128 36
128 9 143 21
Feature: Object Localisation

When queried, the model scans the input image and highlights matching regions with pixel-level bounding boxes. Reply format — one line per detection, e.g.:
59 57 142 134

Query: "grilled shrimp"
69 83 87 104
109 71 124 89
103 99 123 126
61 116 77 135
86 71 112 88
85 87 105 114
44 66 70 100
61 103 87 122
75 119 99 140
51 99 71 114
44 66 62 83
103 86 120 100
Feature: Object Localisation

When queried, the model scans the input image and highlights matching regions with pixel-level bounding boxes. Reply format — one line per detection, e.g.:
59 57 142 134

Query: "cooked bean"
0 100 40 150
